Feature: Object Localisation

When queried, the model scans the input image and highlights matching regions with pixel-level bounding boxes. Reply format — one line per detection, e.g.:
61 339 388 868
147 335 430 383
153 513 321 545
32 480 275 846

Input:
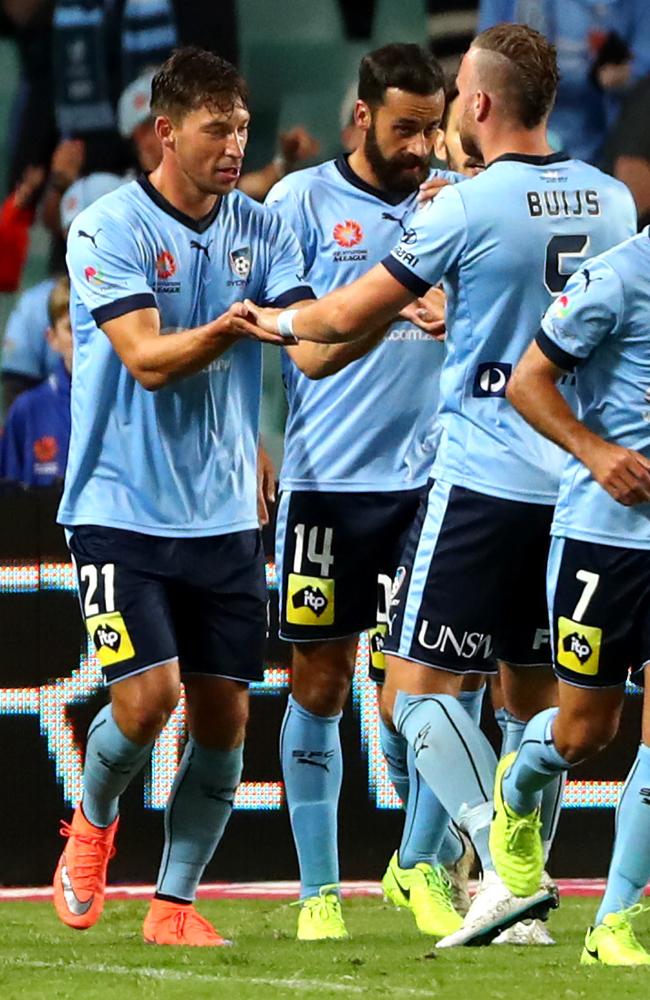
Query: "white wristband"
277 308 298 339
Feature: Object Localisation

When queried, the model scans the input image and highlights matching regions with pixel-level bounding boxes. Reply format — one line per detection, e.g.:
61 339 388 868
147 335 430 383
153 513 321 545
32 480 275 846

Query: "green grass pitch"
2 897 649 1000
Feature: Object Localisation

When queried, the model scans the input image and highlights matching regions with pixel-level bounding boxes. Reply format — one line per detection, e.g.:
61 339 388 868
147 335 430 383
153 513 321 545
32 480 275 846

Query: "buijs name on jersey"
527 189 601 218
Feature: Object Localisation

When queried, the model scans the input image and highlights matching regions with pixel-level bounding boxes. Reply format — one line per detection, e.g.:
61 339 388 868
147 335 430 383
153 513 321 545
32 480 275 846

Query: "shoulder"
266 160 337 205
5 381 45 424
12 277 57 313
71 181 143 237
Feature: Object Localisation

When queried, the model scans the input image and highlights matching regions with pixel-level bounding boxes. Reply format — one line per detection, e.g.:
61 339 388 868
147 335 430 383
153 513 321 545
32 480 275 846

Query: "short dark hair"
472 24 558 128
441 78 459 131
151 46 248 121
358 43 445 107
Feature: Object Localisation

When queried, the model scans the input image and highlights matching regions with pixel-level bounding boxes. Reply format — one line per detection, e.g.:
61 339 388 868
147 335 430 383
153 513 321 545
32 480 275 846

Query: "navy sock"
82 704 153 828
156 739 243 902
280 695 342 899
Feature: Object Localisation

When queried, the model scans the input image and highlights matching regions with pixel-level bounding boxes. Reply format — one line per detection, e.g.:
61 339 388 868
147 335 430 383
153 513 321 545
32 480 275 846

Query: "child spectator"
0 276 72 488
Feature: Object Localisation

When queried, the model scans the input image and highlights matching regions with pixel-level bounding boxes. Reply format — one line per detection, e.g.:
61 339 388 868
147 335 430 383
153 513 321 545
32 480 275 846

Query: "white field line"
2 958 436 997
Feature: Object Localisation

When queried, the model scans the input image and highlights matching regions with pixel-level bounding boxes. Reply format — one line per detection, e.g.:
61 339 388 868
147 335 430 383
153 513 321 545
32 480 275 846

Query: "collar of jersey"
334 154 415 207
487 152 571 168
137 174 222 233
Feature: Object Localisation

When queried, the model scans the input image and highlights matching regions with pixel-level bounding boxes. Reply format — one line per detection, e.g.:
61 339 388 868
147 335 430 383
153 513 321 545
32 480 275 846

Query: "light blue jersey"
383 153 637 505
539 231 650 548
1 278 59 380
59 176 310 537
266 156 457 492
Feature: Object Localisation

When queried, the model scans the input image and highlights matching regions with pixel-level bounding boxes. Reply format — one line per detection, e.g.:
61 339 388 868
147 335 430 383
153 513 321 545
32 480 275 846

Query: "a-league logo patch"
286 573 334 626
229 246 252 279
85 611 135 668
557 616 602 676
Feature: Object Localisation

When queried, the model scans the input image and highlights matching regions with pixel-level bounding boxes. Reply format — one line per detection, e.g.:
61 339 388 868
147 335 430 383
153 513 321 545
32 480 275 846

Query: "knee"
554 715 619 763
292 642 356 716
113 681 180 743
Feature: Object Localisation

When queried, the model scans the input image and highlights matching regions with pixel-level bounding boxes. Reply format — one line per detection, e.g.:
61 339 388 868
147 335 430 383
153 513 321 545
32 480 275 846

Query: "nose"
407 132 428 159
225 131 245 159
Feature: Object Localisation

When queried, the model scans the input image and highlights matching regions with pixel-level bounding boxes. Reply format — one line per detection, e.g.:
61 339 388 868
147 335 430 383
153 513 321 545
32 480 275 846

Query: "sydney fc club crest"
229 245 252 282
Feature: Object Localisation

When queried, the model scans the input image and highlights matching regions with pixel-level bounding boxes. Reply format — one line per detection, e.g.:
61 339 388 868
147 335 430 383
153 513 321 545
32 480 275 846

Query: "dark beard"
365 123 430 195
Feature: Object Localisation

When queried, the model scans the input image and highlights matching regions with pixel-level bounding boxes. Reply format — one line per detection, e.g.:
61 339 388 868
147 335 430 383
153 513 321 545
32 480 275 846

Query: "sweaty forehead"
381 87 444 120
190 98 249 128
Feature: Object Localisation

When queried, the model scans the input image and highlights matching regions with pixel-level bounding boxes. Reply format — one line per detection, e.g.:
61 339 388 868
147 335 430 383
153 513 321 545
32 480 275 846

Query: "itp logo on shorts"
557 616 602 676
472 362 512 398
85 611 135 668
286 573 334 626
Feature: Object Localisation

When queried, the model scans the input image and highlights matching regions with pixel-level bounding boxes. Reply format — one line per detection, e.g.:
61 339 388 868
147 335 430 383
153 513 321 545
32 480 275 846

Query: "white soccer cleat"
435 869 559 948
493 918 556 945
493 870 557 945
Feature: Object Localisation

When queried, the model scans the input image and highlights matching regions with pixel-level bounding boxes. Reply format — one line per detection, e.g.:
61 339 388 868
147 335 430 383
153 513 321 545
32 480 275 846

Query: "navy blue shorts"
275 487 426 681
547 535 650 688
385 481 553 674
68 524 267 685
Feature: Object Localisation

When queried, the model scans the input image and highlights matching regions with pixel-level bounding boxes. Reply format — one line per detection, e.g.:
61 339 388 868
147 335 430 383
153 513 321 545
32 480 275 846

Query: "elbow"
505 370 525 413
138 372 168 392
300 359 340 380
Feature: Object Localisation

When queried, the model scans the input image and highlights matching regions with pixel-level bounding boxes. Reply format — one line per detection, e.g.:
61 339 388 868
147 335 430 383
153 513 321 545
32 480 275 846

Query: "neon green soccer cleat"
490 752 544 898
382 852 463 938
581 907 650 966
296 886 349 941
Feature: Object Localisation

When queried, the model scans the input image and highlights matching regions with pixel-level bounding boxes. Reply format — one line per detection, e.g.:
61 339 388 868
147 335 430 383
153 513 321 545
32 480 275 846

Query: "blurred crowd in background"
0 0 648 489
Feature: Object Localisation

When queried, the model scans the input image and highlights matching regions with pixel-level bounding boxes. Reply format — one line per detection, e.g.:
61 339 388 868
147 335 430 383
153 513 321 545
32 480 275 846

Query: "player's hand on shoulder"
417 176 450 204
399 287 446 340
584 439 650 507
221 302 288 345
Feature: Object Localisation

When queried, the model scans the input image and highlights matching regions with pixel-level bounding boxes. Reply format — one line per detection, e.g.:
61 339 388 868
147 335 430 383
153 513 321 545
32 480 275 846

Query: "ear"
354 99 372 133
155 114 175 150
475 90 491 124
433 127 446 164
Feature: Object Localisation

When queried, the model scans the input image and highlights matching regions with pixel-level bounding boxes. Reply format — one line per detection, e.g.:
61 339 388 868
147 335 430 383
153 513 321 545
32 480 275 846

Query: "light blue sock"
394 691 498 873
500 708 566 861
502 709 527 756
280 695 342 899
494 707 509 755
82 704 153 828
156 739 243 902
596 743 650 924
378 714 409 805
458 685 486 726
502 707 571 816
399 745 450 868
399 689 486 869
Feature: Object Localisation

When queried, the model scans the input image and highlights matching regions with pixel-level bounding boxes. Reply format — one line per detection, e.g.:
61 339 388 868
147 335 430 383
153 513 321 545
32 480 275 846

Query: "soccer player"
244 23 637 945
265 43 475 942
52 46 313 946
490 234 650 965
433 82 483 177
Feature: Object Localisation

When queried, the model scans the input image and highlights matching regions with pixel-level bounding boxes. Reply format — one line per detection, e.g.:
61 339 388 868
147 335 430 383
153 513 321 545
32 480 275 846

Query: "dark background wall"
0 488 638 885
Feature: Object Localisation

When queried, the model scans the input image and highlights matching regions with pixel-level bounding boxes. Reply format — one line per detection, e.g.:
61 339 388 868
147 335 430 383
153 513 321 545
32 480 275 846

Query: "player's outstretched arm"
244 262 416 345
102 302 286 391
509 342 650 507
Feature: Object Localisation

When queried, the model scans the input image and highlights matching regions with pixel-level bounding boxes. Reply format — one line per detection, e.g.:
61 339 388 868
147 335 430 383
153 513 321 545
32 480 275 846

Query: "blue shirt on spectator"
0 359 71 487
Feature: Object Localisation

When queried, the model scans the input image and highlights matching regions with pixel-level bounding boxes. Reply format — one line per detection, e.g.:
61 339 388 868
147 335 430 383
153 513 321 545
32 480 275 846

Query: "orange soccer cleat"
143 898 232 946
53 807 118 930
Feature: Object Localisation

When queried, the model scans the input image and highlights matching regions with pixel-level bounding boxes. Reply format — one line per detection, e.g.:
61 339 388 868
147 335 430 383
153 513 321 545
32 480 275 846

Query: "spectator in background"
0 275 71 487
1 171 123 413
603 72 650 228
478 0 650 164
0 164 45 292
117 67 320 200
